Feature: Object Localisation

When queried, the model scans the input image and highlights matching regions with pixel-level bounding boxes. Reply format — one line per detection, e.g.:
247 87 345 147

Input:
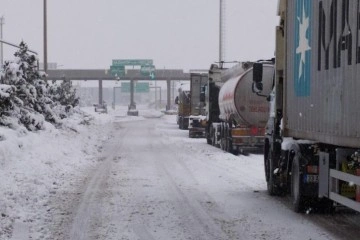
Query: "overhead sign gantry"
110 59 156 115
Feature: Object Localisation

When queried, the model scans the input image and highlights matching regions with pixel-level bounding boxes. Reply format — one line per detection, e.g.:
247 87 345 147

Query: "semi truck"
175 83 191 130
188 73 208 138
205 62 274 154
252 0 360 213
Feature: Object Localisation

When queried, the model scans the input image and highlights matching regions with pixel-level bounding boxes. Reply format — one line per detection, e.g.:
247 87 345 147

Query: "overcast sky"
1 0 278 71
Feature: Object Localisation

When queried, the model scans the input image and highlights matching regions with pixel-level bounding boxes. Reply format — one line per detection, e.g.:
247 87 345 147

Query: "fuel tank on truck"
218 64 274 127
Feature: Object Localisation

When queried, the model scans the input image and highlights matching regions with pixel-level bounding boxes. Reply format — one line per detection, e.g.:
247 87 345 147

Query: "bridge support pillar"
98 79 103 105
166 79 171 111
127 78 138 116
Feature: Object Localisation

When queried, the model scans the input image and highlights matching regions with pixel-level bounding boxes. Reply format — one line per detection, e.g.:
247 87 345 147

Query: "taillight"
250 127 258 135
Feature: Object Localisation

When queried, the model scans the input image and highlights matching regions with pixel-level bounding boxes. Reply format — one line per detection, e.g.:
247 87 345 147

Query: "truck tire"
183 119 188 130
224 125 229 152
220 139 225 151
265 144 277 196
316 198 334 214
291 151 304 212
179 117 183 129
232 146 239 155
220 124 225 150
212 129 216 147
225 125 231 153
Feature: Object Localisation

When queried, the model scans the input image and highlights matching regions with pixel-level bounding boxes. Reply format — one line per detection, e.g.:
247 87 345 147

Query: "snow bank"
0 107 114 239
0 105 164 239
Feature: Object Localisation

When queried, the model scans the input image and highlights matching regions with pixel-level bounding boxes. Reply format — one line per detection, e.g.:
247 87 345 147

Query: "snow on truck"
252 0 360 213
205 62 274 154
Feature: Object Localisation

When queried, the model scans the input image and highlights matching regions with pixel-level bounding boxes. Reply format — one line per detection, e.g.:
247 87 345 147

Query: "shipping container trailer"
252 0 360 213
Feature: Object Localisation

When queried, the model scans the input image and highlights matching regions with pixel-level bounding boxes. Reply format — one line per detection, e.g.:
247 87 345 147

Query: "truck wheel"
225 126 231 153
220 124 225 150
232 146 239 155
220 139 225 150
291 152 304 212
228 140 234 154
179 118 183 129
184 120 188 130
224 125 229 152
212 129 217 147
265 146 277 196
316 198 334 214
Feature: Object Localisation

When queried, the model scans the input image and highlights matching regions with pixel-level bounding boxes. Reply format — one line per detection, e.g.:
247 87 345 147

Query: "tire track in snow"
68 156 112 239
153 129 253 240
67 123 128 240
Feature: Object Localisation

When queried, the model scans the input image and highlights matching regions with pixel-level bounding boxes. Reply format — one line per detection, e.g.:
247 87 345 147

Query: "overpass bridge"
46 69 190 81
47 69 191 111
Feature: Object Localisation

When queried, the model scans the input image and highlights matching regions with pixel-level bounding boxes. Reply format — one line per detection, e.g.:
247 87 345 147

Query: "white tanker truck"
205 62 274 154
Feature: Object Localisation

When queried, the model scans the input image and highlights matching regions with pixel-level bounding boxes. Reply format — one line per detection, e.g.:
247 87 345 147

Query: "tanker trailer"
208 63 274 154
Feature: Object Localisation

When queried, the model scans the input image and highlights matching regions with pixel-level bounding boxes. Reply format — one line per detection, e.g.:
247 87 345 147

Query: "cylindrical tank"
218 64 273 127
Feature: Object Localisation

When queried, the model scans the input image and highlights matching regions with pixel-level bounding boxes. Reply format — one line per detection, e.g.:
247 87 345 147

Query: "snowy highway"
56 109 359 240
2 107 360 240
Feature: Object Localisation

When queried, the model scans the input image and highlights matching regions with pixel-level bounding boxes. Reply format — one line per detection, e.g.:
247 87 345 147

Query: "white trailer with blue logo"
252 0 360 213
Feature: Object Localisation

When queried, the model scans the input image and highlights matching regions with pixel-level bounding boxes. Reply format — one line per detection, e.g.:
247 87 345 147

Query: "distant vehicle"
94 101 108 113
175 84 191 130
188 73 208 138
252 0 360 213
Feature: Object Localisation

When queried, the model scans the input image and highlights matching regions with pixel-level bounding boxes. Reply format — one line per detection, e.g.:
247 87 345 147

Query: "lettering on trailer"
294 0 312 97
248 106 268 113
318 0 360 70
295 0 360 97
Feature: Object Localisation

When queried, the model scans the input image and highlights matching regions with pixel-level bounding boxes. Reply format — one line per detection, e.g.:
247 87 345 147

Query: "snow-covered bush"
48 78 79 119
0 84 22 129
49 78 79 105
0 41 79 131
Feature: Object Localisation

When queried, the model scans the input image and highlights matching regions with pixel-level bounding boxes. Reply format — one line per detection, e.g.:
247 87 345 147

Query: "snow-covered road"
2 107 360 240
60 109 359 240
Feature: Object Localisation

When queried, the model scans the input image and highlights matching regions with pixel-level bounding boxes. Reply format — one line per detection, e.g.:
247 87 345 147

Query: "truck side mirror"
253 62 263 83
252 63 264 94
174 96 179 104
252 82 263 93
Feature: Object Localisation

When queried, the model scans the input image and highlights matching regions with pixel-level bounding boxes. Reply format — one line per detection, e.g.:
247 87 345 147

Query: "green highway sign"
112 59 153 66
121 82 149 93
140 65 155 76
110 65 125 77
149 72 155 80
121 82 130 92
136 82 150 92
110 59 156 79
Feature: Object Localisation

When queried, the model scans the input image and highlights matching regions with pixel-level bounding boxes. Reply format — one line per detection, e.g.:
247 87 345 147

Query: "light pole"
219 0 226 67
0 16 4 67
43 0 48 73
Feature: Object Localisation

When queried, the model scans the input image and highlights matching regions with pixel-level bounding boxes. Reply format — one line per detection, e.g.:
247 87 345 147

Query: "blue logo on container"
294 0 312 97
